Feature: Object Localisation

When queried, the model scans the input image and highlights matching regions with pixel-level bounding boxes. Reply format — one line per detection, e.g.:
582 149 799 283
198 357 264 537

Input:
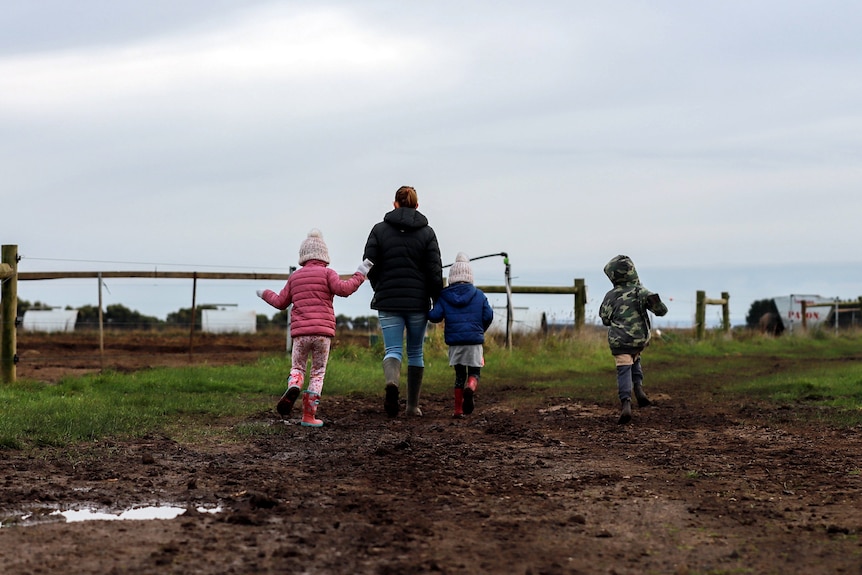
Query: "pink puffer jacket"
260 260 365 337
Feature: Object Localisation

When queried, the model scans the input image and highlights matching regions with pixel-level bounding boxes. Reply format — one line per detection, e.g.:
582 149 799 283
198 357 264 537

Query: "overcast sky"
3 1 861 326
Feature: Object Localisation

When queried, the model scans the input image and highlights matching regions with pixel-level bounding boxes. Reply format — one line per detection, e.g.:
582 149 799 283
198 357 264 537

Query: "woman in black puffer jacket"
363 186 443 418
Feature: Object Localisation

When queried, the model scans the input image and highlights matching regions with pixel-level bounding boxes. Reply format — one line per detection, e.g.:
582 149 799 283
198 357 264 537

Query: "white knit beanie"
299 228 330 264
448 252 473 284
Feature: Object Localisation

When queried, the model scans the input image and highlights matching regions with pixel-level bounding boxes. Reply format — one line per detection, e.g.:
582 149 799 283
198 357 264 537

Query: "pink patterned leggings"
286 335 332 395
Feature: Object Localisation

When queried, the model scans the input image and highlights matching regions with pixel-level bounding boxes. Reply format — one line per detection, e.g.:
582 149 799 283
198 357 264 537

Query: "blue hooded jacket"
428 282 494 346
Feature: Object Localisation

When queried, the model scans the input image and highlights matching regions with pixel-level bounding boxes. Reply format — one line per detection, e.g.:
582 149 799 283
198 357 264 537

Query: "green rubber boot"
406 366 424 416
383 357 401 417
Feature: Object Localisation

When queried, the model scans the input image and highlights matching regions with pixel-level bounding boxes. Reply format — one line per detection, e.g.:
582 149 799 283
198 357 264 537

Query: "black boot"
618 399 632 424
632 358 651 407
634 384 651 408
616 364 633 424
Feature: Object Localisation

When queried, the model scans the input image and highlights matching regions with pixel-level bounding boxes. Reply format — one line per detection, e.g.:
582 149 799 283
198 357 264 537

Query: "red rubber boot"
276 385 301 417
453 388 464 418
301 391 323 427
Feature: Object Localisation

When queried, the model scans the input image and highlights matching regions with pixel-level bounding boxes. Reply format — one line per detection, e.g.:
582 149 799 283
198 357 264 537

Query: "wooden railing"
2 244 587 382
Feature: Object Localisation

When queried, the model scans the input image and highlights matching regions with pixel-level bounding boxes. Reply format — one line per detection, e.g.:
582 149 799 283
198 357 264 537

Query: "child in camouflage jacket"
599 255 668 424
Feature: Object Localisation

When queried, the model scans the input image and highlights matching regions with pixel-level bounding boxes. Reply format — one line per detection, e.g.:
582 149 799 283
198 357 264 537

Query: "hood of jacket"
604 255 640 287
383 207 429 232
439 282 478 307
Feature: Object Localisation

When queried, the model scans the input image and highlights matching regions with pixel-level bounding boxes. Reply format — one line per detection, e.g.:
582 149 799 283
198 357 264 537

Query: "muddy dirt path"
2 334 860 574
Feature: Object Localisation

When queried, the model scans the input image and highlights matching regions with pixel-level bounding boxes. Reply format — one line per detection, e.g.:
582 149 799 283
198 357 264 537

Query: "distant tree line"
14 299 378 332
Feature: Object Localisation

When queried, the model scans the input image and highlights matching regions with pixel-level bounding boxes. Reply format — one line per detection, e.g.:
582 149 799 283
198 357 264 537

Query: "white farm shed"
488 306 548 336
22 309 79 333
201 309 257 334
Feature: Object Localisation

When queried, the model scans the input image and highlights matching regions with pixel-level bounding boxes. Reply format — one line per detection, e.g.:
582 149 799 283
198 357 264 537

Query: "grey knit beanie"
448 252 473 284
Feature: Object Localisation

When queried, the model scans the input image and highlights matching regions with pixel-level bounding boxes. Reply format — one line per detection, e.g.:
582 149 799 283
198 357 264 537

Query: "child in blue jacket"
428 253 494 417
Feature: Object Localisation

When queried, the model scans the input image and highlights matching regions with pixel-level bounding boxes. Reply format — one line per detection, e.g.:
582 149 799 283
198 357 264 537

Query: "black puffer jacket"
363 207 443 312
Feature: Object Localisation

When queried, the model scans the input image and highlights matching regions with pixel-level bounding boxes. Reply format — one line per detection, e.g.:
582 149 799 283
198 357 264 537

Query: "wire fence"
3 247 588 382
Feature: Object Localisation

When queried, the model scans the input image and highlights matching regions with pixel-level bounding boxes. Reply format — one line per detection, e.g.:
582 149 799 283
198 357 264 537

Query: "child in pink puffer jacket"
257 229 372 427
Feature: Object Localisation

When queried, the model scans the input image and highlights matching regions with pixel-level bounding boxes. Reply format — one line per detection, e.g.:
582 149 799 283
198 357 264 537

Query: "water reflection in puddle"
55 505 222 523
2 505 221 527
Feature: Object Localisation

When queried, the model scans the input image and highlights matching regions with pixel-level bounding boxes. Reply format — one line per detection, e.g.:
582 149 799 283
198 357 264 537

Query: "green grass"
0 364 272 449
2 329 861 449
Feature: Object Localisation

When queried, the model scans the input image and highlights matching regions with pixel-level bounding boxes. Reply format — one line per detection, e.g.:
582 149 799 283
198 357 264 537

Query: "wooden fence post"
287 267 296 352
189 272 197 359
696 290 731 339
695 290 706 340
98 272 105 369
1 244 19 383
574 278 586 331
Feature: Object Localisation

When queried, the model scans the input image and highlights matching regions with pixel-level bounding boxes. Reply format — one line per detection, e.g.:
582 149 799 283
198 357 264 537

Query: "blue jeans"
378 311 428 368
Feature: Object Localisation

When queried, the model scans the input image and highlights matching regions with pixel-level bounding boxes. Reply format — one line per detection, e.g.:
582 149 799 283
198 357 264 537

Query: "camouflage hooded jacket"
599 255 668 355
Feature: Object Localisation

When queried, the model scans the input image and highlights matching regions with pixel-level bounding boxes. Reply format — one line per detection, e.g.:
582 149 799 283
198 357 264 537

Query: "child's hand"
356 259 374 276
